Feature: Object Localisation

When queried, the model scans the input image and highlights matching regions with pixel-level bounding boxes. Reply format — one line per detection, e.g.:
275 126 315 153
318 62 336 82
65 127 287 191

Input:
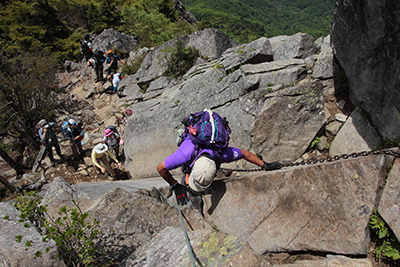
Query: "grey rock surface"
269 33 318 61
252 81 325 164
329 108 382 157
379 157 400 241
204 154 388 255
331 0 400 140
0 202 66 267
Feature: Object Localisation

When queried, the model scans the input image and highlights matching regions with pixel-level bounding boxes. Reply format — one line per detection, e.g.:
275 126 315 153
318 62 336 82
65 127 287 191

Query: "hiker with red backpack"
80 34 93 62
156 109 282 206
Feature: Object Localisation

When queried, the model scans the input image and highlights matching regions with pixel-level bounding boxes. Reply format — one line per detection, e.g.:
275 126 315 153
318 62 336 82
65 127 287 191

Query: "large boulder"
203 154 388 255
92 28 137 56
329 107 382 157
269 33 318 61
252 80 326 164
40 176 95 220
331 0 400 140
378 157 400 242
120 227 269 266
135 28 237 85
85 187 211 262
0 202 66 267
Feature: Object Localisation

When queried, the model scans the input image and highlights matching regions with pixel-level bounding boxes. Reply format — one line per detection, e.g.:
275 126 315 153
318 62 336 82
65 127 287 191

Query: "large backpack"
94 49 105 63
178 109 230 148
178 109 231 172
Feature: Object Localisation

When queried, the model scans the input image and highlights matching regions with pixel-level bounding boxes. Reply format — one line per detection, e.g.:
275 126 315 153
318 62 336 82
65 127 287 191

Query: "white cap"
93 143 108 154
188 156 217 192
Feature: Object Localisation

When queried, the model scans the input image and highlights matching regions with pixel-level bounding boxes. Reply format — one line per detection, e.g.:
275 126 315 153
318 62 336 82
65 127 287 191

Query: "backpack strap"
205 109 216 144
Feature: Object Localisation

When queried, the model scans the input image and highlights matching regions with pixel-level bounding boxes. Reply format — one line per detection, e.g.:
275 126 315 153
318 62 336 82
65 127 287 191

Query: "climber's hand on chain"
170 183 189 206
262 161 282 171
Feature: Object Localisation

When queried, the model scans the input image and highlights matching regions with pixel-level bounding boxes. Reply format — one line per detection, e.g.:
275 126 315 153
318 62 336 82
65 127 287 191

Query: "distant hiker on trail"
98 73 123 94
156 109 281 206
91 143 123 180
88 49 106 83
64 119 85 161
103 126 121 159
81 34 93 62
40 121 65 167
106 50 124 76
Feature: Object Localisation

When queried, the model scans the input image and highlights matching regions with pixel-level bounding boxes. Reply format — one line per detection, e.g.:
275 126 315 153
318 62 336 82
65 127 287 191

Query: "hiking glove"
262 161 282 171
170 183 189 206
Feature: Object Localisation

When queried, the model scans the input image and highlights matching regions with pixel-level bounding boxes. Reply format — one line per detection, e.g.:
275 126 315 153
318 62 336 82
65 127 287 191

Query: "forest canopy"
0 0 335 63
181 0 335 43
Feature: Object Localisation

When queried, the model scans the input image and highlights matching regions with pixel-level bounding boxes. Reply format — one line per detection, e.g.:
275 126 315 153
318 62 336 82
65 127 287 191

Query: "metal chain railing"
220 149 400 173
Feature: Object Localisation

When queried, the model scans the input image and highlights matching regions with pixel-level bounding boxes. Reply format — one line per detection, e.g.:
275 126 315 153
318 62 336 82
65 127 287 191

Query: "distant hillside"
181 0 335 43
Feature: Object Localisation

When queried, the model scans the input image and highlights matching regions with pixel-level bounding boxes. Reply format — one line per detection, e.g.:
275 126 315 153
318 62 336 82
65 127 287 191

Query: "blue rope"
200 122 207 140
214 119 218 140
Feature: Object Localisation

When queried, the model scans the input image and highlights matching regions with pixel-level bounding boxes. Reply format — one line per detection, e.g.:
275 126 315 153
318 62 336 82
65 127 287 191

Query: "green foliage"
160 38 199 79
384 138 400 148
181 0 335 43
311 136 321 148
0 0 71 57
369 211 400 261
12 191 112 266
86 0 121 34
212 63 224 69
120 1 197 47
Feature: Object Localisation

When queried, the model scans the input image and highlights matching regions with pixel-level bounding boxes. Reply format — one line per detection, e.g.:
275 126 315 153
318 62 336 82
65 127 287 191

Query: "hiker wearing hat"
64 119 85 161
156 137 280 206
103 127 121 159
40 121 65 167
91 143 123 180
106 50 124 76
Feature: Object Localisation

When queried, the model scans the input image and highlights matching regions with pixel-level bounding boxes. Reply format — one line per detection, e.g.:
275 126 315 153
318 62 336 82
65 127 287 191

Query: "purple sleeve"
219 147 242 163
164 138 195 170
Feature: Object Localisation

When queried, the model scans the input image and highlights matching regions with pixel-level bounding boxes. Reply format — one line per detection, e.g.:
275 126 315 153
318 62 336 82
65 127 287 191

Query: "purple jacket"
164 138 242 170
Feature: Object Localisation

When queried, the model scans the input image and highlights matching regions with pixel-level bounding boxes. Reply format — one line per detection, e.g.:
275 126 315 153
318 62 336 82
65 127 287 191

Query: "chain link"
220 149 400 173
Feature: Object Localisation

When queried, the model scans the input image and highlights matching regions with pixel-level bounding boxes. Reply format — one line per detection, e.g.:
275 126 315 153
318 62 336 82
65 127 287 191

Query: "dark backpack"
94 50 105 63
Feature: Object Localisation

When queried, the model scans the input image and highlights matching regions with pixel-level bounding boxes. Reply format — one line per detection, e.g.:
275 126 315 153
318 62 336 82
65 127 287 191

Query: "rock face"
252 81 325 164
331 0 400 140
0 202 66 267
121 227 269 267
204 154 388 255
123 32 320 178
92 28 138 56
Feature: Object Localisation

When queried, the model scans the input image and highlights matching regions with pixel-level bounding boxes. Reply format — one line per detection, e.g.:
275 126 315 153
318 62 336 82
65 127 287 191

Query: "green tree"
0 52 60 171
86 0 121 34
0 0 70 56
120 2 196 47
